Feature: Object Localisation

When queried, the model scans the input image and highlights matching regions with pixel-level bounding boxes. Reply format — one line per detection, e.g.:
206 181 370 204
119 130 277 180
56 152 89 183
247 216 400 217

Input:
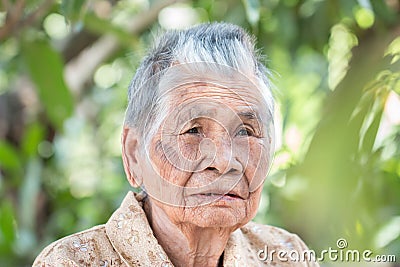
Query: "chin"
184 205 249 228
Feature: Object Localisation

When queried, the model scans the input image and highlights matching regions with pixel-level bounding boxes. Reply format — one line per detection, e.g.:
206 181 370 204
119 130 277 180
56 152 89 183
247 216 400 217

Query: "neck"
143 198 233 267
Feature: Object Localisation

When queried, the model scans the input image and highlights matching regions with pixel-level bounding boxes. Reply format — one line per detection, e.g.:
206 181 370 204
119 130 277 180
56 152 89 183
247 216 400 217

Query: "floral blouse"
33 191 319 266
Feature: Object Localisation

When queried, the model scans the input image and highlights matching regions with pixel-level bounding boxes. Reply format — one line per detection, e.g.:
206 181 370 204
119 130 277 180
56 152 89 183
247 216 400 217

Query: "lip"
195 192 244 200
184 173 249 201
188 194 243 205
187 188 246 200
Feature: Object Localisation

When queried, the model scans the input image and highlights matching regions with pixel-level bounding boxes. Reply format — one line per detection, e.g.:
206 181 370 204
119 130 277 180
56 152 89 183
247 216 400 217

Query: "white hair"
124 22 274 148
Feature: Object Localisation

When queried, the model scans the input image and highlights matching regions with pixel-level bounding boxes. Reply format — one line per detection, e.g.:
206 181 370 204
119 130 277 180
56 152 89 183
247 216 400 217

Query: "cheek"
242 139 270 190
151 139 192 186
157 133 202 171
246 186 263 218
177 135 202 161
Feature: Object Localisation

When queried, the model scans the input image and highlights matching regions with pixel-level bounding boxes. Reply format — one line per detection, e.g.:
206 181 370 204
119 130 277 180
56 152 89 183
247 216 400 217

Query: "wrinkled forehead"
158 63 271 124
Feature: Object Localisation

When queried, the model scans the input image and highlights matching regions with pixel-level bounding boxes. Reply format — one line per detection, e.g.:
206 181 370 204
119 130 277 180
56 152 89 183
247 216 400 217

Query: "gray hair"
124 22 274 148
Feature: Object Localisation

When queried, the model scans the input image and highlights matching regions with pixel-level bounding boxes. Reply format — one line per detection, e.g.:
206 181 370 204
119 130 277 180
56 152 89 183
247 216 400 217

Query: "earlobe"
121 126 143 187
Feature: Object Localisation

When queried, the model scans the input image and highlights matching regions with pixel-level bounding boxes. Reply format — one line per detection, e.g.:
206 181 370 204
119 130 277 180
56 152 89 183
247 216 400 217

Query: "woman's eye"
185 127 200 134
237 127 253 137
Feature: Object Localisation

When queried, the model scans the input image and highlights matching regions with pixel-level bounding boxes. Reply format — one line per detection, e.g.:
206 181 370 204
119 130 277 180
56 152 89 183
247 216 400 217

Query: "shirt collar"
105 191 173 266
105 191 254 267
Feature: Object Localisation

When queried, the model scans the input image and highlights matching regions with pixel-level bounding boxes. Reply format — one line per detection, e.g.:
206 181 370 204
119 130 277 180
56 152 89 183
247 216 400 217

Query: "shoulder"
33 225 125 267
237 221 320 266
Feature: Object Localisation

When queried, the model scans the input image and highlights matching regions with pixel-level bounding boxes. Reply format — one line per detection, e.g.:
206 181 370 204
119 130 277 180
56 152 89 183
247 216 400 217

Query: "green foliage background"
0 0 399 266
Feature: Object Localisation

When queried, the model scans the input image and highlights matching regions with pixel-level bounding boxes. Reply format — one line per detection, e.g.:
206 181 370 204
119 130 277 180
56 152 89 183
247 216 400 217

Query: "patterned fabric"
33 191 319 266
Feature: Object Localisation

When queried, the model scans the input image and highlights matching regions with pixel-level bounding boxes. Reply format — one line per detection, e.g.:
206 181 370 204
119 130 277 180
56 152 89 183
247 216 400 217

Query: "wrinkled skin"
122 79 273 267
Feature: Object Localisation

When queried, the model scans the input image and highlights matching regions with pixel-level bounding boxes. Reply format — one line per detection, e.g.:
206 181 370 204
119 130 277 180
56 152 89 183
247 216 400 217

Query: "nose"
200 136 243 175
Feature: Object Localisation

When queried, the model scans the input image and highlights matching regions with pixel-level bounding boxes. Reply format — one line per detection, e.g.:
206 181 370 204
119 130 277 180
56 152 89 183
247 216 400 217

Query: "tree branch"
0 0 53 42
64 0 183 95
22 0 53 28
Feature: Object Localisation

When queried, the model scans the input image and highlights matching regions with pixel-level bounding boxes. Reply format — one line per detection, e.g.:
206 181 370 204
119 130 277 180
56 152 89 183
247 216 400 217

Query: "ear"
121 126 143 187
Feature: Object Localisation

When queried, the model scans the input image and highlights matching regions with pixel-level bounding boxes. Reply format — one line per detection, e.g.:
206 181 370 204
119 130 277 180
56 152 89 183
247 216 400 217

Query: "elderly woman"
34 23 318 266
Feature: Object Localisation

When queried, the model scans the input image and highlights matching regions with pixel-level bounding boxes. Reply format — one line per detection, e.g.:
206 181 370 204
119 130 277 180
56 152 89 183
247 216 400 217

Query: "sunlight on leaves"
354 7 375 29
43 13 71 40
327 23 358 90
158 3 200 30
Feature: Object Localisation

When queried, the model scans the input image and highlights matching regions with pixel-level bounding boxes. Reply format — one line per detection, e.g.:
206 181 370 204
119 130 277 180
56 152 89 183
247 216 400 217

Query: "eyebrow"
237 111 259 121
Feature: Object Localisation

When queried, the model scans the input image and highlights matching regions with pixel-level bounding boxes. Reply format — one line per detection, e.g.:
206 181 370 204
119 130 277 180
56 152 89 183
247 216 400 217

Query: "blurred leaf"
386 36 400 64
338 0 358 18
0 141 21 171
83 13 135 47
19 158 42 230
394 78 400 95
355 78 387 156
60 0 85 22
304 0 333 50
276 5 297 46
0 201 16 250
21 123 45 158
21 38 74 130
360 97 385 156
242 0 260 26
370 0 397 25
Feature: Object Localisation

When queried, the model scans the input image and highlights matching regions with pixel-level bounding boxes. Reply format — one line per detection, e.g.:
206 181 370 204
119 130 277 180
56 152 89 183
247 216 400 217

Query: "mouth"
184 175 249 202
195 192 244 200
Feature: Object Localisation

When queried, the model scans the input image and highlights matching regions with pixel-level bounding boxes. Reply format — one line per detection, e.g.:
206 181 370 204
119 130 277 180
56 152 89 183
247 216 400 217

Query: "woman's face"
133 77 273 229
